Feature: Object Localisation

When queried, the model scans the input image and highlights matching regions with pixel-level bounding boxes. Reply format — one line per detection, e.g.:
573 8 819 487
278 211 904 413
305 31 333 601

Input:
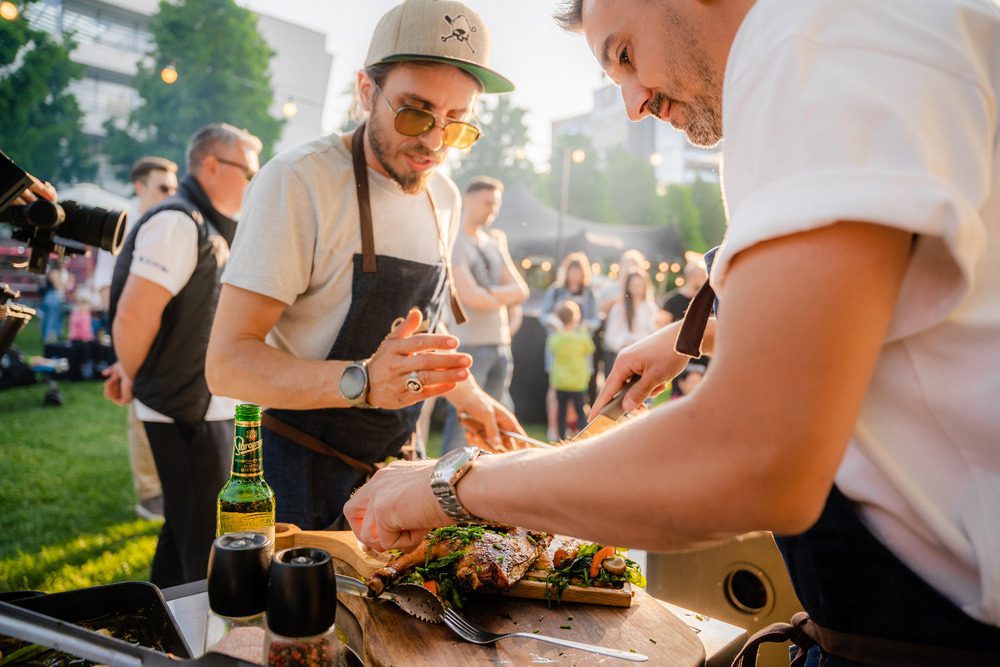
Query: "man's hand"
591 321 693 417
345 459 451 553
366 308 473 410
102 362 133 405
447 381 524 452
12 175 56 206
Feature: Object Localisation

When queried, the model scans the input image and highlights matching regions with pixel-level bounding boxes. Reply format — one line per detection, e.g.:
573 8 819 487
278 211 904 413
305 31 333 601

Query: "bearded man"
206 0 524 530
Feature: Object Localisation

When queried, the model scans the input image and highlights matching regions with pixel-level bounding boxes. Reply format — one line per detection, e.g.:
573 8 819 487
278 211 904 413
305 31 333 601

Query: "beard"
367 121 443 194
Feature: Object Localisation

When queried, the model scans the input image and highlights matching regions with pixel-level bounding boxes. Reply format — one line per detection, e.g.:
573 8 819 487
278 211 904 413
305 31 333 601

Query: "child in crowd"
68 289 95 344
547 300 596 440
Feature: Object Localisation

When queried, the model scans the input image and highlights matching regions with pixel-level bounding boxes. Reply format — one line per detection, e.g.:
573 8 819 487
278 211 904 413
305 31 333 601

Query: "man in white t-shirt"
206 0 526 531
106 124 261 587
97 156 178 522
345 0 1000 661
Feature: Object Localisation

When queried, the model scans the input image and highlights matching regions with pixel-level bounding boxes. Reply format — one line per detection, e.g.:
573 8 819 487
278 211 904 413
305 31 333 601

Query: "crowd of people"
10 0 999 663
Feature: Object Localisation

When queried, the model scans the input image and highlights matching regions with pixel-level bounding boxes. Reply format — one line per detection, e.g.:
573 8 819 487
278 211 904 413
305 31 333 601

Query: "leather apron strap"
350 123 466 324
674 280 715 357
732 611 1000 667
262 412 376 476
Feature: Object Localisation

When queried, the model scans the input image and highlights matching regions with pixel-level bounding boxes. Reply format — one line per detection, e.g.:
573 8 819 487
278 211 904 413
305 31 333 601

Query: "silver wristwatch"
339 359 371 408
431 446 484 521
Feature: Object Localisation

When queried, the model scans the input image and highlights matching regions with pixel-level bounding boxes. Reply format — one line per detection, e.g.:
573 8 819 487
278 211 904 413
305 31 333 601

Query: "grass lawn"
1 319 545 593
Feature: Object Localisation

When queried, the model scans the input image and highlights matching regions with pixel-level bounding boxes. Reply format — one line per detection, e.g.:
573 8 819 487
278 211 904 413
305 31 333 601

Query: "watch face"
340 364 366 400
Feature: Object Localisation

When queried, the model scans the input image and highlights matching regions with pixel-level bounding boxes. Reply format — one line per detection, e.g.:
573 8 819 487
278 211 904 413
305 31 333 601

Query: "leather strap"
674 280 715 358
262 412 376 475
732 611 1000 667
351 123 378 273
349 123 466 324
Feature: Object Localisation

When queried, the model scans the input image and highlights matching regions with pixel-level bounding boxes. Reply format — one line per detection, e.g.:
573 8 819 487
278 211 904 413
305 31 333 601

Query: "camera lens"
57 200 127 254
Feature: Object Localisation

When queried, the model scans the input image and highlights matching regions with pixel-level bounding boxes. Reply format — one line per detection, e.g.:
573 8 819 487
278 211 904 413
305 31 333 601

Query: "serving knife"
337 573 443 624
571 376 639 442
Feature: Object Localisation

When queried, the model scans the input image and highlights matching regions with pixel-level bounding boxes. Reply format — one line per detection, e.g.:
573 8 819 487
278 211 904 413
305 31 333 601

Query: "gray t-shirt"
223 133 460 361
450 229 511 346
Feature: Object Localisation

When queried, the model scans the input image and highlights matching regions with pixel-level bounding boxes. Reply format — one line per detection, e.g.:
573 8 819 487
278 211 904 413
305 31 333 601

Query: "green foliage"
0 0 95 183
604 146 662 226
550 133 617 224
451 95 542 195
102 0 283 176
691 177 726 248
664 183 706 252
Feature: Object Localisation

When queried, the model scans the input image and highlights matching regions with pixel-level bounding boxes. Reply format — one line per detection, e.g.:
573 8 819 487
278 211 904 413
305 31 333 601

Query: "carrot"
590 545 617 579
423 579 439 596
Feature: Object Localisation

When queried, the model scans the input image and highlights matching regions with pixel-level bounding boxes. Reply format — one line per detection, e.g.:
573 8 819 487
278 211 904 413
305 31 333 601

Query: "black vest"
109 176 236 425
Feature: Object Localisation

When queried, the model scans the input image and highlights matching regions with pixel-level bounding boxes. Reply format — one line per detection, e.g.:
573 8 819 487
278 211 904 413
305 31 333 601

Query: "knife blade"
572 376 639 442
337 573 443 624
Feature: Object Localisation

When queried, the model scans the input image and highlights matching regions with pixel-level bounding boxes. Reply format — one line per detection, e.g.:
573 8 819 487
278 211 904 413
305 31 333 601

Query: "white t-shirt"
128 210 238 423
93 202 140 292
714 0 1000 625
603 299 659 353
223 133 460 361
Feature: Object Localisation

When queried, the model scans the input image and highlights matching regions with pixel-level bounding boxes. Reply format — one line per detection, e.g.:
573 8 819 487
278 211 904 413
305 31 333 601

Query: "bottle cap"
207 532 271 617
266 547 337 637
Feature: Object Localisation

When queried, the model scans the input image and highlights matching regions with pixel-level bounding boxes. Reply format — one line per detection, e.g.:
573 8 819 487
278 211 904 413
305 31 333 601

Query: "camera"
0 149 127 357
0 148 126 273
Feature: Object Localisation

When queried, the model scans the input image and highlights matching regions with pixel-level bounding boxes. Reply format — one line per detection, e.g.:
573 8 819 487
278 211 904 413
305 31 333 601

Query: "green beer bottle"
217 404 276 543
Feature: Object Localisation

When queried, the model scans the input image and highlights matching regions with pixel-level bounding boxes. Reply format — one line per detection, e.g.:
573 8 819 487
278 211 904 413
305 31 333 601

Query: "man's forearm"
112 312 157 380
206 335 351 409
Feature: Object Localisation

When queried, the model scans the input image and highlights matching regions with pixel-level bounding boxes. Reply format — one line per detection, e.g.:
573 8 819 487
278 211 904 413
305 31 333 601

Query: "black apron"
262 124 464 530
676 273 1000 666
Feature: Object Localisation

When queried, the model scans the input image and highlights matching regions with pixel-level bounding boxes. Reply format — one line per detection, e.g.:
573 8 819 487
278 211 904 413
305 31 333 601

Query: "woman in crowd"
602 268 660 371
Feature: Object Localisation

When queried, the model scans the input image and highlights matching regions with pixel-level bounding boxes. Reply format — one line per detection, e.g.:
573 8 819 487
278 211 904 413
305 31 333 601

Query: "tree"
691 177 726 248
451 95 540 194
102 0 283 177
604 146 662 226
0 0 95 183
664 183 706 252
550 133 617 225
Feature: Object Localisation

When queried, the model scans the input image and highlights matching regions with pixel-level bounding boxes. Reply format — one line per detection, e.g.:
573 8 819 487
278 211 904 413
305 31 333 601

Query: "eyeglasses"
215 157 256 182
374 83 480 150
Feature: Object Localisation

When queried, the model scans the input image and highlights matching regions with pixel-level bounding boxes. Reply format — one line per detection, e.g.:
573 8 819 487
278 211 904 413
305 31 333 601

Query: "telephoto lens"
58 200 127 253
264 547 342 666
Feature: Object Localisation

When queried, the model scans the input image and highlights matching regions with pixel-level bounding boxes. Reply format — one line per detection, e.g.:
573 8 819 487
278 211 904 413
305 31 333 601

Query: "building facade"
23 0 333 191
552 83 720 185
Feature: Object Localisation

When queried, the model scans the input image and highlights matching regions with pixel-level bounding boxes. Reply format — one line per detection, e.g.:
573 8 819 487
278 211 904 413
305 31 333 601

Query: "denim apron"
262 124 464 530
678 271 1000 665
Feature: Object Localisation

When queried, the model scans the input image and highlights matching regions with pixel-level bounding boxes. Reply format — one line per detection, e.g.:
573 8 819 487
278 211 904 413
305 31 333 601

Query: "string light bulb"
160 63 178 85
0 2 19 21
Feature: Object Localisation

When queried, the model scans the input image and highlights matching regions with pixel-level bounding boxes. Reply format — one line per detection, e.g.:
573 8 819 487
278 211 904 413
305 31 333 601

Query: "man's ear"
357 70 375 113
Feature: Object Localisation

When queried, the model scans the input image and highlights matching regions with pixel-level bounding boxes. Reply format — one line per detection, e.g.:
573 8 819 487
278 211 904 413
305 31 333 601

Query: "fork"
441 607 648 662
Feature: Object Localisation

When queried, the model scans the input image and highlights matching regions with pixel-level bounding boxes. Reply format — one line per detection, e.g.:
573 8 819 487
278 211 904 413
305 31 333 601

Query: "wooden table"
275 526 706 666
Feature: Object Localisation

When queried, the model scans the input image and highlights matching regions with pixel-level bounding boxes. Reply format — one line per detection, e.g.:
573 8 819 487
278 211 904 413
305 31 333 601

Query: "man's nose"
418 123 446 152
620 77 653 122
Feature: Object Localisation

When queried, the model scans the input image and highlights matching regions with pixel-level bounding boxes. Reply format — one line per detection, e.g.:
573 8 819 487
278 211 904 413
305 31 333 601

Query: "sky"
239 0 609 168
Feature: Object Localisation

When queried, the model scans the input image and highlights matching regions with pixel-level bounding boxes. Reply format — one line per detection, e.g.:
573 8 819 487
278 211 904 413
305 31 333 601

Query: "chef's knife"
571 376 639 442
337 573 443 624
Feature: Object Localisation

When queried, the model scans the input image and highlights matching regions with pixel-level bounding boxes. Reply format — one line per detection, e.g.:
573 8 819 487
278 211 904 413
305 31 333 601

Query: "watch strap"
431 447 483 521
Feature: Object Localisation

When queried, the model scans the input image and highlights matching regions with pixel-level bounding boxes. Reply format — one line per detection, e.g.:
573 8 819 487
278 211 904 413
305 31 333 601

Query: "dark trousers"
556 390 586 440
144 420 232 588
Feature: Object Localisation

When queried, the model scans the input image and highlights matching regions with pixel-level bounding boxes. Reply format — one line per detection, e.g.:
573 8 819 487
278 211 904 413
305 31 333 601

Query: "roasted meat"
366 524 551 598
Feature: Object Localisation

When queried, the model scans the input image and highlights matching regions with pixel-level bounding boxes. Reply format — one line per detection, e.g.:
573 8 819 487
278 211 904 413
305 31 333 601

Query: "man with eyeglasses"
95 155 178 524
207 0 527 531
107 123 262 587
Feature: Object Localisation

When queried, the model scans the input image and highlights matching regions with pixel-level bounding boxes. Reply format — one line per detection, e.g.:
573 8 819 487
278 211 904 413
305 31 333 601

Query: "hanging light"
571 149 586 164
520 258 532 270
0 2 18 21
282 97 299 119
160 63 179 85
649 152 663 166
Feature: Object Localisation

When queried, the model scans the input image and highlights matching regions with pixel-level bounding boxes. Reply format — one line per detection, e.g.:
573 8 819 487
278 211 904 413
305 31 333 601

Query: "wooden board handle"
275 524 383 578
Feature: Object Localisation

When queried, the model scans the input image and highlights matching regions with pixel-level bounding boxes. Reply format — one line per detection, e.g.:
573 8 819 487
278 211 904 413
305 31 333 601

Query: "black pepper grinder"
205 532 272 652
264 547 340 666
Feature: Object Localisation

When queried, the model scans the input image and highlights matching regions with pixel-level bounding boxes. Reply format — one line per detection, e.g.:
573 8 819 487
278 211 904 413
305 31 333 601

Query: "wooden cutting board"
275 525 705 666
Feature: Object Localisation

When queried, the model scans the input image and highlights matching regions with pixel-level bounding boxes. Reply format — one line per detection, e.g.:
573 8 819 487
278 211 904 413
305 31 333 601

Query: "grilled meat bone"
367 524 551 597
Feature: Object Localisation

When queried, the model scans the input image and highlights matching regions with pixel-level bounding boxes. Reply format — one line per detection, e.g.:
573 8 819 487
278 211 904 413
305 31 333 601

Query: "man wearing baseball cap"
207 0 524 530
